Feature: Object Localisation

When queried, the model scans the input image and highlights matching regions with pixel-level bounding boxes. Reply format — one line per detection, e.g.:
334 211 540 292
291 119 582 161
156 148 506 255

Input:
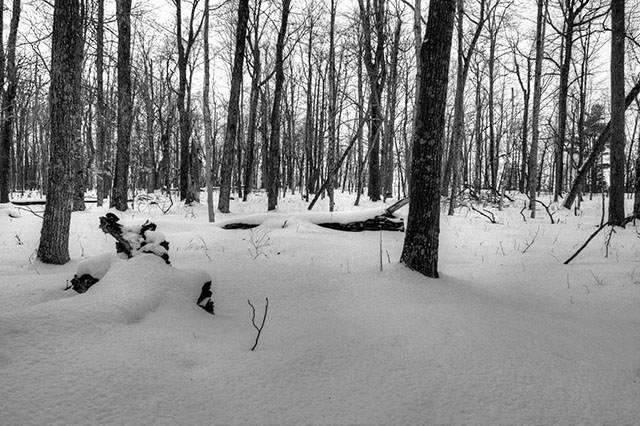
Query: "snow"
1 192 639 425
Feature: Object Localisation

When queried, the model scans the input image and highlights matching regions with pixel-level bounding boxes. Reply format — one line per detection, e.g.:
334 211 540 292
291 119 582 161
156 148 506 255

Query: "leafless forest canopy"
0 0 638 211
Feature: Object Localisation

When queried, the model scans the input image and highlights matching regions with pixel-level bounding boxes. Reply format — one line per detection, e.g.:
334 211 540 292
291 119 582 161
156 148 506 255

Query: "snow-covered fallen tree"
220 198 408 232
68 214 214 314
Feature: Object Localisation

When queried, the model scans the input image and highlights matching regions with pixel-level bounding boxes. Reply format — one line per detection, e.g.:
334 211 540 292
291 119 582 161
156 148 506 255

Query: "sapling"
248 298 269 351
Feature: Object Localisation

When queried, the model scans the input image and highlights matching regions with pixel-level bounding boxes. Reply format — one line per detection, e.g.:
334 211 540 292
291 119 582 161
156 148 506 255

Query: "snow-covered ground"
1 192 639 425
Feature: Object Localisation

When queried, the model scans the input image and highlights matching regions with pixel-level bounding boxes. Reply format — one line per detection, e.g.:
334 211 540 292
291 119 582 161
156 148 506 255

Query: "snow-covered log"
221 198 409 232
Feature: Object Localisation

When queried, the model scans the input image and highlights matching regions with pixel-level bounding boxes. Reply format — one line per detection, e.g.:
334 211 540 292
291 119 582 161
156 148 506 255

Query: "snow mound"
0 203 21 219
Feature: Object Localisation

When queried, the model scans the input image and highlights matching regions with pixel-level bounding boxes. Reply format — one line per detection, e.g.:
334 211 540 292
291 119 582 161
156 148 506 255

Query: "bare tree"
0 0 21 203
401 0 456 278
528 0 548 217
111 0 133 211
444 0 486 215
609 0 625 224
37 0 83 264
175 0 204 204
203 0 215 222
266 0 291 211
219 0 250 213
358 0 386 202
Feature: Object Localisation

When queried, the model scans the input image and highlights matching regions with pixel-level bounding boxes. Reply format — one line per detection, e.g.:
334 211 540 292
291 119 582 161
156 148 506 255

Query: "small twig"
604 226 616 258
15 205 43 219
589 269 604 286
522 226 541 254
248 298 269 351
519 203 527 222
534 199 556 224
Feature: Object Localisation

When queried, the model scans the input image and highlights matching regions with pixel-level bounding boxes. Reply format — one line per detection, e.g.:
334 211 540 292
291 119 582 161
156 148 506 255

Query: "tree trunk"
358 0 386 202
445 0 484 215
382 15 402 200
563 78 640 210
218 0 250 213
203 0 215 222
609 0 625 224
37 0 83 264
528 0 548 218
95 0 106 206
111 0 132 212
266 0 291 211
0 0 21 203
400 0 455 279
327 0 337 211
243 1 263 202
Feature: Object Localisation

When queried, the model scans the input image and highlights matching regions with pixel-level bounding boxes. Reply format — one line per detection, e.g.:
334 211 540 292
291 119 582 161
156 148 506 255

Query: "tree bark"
111 0 132 212
358 0 386 202
203 0 215 222
95 0 106 206
37 0 83 264
0 0 21 203
219 0 250 213
609 0 625 224
528 0 548 218
400 0 455 278
327 0 337 211
266 0 291 211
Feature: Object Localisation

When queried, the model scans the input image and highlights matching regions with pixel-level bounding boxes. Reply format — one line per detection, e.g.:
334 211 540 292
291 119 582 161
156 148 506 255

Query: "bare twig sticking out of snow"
589 270 604 286
470 203 496 224
248 298 269 351
522 226 541 254
187 236 212 261
244 229 271 259
16 205 43 219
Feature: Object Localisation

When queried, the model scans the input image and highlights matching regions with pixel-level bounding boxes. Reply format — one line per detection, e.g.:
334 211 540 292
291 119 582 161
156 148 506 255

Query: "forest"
0 0 637 263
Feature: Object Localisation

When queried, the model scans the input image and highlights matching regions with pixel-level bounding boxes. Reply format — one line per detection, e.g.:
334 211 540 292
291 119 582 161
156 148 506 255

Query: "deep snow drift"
1 193 639 425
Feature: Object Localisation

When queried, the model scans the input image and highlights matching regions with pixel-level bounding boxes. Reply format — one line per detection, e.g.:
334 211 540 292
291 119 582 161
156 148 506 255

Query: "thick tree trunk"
400 0 455 279
219 0 250 213
38 0 83 264
609 0 625 225
111 0 132 212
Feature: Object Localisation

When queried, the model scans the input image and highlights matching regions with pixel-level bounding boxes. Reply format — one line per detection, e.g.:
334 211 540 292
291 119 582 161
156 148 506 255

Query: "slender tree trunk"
444 0 484 214
358 0 386 202
95 0 106 206
38 0 83 264
528 0 547 218
219 0 250 213
609 0 625 224
327 0 337 211
0 0 21 203
203 0 215 222
400 0 455 278
266 0 291 211
382 15 402 200
111 0 132 211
